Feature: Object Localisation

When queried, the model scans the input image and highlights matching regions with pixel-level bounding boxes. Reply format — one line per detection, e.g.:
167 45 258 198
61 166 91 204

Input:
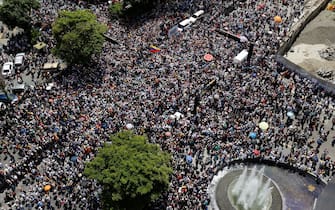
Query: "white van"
14 53 25 67
177 19 192 32
189 10 205 23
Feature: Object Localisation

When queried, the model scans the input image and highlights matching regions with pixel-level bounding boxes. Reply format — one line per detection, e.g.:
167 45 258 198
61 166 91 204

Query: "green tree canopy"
52 10 107 65
0 0 40 30
84 131 172 210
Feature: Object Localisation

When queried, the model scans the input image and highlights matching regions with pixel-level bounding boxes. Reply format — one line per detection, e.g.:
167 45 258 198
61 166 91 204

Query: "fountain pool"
228 167 273 210
207 166 283 210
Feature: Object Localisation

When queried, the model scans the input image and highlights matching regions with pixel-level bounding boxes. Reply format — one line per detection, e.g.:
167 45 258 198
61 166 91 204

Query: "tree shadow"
54 60 106 91
2 32 31 55
118 0 201 30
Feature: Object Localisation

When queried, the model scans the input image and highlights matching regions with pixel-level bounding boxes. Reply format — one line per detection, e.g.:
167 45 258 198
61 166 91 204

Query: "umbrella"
174 112 183 120
125 123 134 129
257 3 266 10
44 185 51 192
33 42 47 50
169 114 176 120
307 184 316 192
287 111 295 118
204 53 214 61
274 16 282 23
186 155 193 164
249 132 257 139
70 156 77 162
253 149 260 156
259 122 269 130
165 131 172 137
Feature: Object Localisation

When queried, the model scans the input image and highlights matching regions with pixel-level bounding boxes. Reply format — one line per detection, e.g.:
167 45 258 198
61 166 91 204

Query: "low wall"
224 157 328 185
276 0 335 94
276 55 335 94
277 0 330 55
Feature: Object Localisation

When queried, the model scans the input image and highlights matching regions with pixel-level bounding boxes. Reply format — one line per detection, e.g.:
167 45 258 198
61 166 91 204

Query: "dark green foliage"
0 0 40 30
84 131 172 210
109 2 123 17
0 74 5 91
51 10 107 65
30 28 41 45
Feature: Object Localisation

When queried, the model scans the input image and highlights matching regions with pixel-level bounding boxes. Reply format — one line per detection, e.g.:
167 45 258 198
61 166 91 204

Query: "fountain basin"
209 168 283 210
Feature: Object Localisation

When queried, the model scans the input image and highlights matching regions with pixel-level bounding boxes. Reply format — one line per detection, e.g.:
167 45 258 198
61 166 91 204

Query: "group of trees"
51 10 107 65
84 131 172 210
0 0 165 66
0 0 107 66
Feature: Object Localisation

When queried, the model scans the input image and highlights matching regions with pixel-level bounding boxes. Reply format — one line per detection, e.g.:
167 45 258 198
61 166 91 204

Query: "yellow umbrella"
274 16 282 23
259 122 269 130
44 185 51 192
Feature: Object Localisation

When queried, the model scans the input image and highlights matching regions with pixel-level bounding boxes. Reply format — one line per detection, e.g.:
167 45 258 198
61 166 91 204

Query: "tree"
0 0 40 30
52 10 107 65
0 75 5 90
0 74 9 103
84 131 172 210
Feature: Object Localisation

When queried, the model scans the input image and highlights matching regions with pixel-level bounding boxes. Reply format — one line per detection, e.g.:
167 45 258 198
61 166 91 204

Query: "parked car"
10 83 28 94
1 62 14 77
14 53 25 68
189 10 205 23
0 93 18 104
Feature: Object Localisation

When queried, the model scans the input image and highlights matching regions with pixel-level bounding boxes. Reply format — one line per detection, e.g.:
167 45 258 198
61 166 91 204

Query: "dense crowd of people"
1 0 335 209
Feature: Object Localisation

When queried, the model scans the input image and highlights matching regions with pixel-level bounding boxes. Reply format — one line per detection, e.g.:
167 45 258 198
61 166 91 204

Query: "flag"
149 45 161 53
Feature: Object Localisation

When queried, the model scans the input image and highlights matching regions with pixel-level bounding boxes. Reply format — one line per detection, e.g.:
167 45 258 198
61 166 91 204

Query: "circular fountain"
208 166 283 210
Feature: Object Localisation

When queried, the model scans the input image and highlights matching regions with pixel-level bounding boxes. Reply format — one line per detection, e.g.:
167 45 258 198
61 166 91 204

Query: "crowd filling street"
1 0 335 209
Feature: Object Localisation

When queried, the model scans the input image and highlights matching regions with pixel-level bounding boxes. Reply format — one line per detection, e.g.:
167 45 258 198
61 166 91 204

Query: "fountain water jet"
228 166 273 210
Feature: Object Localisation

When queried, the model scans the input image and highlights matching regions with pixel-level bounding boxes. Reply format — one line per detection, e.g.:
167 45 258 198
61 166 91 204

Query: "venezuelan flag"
149 45 161 53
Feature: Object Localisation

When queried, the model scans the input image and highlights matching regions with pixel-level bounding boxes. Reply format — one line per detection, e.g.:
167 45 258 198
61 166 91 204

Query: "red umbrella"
204 54 214 61
257 3 265 10
253 149 260 156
